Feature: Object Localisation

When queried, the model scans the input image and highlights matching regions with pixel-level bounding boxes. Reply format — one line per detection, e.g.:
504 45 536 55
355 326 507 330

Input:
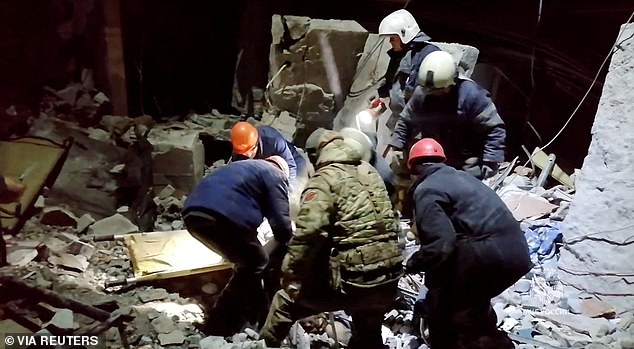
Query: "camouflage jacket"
282 139 403 288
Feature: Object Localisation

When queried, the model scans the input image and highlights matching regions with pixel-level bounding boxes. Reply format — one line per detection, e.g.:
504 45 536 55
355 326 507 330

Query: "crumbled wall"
268 15 369 145
558 23 634 312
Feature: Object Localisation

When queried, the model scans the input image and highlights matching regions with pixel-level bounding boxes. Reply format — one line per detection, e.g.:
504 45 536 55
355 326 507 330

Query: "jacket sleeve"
465 85 506 163
281 173 334 278
406 186 457 273
378 50 406 98
390 86 425 149
272 138 298 181
262 174 293 244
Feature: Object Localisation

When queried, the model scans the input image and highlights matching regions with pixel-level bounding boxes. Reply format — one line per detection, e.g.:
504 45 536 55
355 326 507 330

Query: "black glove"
404 251 425 274
481 162 499 179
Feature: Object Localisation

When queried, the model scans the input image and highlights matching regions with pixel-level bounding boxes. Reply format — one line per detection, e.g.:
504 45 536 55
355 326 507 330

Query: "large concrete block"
147 124 205 192
269 15 369 144
558 23 634 312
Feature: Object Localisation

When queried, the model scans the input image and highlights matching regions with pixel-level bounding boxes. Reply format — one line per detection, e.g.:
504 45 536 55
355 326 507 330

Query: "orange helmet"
231 122 258 155
407 138 446 169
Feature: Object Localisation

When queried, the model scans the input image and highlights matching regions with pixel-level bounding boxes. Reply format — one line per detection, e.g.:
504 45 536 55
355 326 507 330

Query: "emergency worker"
405 138 532 349
259 129 403 349
376 9 441 130
384 50 507 180
181 156 292 336
230 121 308 193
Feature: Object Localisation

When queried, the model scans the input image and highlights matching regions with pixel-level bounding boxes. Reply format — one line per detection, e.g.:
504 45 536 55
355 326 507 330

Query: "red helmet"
407 138 446 169
231 122 258 155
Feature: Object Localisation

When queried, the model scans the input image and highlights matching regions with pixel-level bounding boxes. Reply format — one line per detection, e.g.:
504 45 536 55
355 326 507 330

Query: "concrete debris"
89 213 139 237
40 206 80 227
42 308 75 330
7 248 38 267
0 14 631 349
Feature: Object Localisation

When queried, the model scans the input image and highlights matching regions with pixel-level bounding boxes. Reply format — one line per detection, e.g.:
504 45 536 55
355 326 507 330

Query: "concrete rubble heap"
1 15 633 349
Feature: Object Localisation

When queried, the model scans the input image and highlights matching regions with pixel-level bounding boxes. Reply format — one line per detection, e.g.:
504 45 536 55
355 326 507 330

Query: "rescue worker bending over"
384 50 507 180
406 138 532 349
181 156 292 336
230 122 309 212
259 129 403 349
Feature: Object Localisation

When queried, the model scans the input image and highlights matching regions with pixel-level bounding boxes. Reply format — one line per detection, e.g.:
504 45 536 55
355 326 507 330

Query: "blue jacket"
182 159 292 243
390 78 506 165
232 125 306 183
378 32 440 103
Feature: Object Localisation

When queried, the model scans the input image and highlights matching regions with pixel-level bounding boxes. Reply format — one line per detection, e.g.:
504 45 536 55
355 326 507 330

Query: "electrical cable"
522 8 634 168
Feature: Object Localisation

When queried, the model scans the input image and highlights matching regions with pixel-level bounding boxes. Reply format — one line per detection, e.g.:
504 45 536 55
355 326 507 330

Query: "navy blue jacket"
182 160 292 243
407 163 532 299
232 125 306 183
390 78 506 165
378 32 439 99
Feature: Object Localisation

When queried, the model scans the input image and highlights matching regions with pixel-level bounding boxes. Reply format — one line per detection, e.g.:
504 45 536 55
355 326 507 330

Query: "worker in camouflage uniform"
259 128 404 349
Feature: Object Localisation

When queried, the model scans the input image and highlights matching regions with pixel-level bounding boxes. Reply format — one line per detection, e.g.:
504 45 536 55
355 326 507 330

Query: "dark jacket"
182 159 292 243
390 78 506 166
232 125 306 183
378 32 440 104
407 163 532 299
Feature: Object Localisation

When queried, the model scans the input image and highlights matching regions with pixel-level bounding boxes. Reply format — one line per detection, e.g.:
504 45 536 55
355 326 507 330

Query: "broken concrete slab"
28 117 126 218
269 14 369 145
40 206 79 227
558 23 634 313
147 123 205 192
42 308 75 330
7 248 38 267
88 213 138 237
157 329 186 346
534 312 610 338
581 299 617 319
48 253 89 273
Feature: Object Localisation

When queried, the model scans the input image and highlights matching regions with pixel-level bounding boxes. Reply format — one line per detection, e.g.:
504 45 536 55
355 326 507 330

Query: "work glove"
281 276 302 301
404 251 425 275
481 162 499 179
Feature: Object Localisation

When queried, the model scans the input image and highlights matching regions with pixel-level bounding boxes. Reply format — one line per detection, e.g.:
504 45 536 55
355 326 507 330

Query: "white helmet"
378 9 420 44
339 127 373 162
417 51 458 89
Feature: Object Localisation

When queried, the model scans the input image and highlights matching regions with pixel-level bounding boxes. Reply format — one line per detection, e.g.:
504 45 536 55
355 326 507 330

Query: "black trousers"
418 287 514 349
184 212 270 336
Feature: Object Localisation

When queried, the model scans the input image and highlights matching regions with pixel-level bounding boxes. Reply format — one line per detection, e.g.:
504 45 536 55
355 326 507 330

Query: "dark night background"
1 0 633 170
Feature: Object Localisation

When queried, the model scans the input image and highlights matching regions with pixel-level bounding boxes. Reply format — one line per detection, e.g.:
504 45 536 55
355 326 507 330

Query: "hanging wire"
521 8 634 167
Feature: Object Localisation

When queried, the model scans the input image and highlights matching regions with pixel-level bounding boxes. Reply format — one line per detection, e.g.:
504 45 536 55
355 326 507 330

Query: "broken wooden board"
531 147 575 188
0 136 72 234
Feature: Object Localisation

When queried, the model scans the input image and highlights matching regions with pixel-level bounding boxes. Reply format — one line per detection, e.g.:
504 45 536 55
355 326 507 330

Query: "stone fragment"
7 249 38 267
40 206 79 227
157 330 185 346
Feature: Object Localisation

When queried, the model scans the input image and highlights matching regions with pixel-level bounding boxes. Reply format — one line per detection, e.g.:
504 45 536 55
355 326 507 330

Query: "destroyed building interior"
0 1 633 349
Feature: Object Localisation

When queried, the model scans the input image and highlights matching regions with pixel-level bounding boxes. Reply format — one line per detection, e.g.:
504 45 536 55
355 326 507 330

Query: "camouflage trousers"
260 280 398 349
